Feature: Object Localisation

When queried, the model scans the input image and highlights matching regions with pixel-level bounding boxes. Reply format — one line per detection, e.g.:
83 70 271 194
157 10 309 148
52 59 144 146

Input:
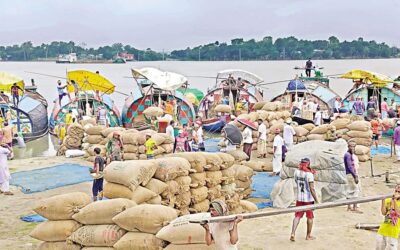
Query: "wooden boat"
122 68 196 130
199 69 264 132
0 72 49 143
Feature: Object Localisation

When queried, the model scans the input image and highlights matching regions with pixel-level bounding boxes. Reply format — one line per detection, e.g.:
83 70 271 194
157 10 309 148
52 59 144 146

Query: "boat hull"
202 118 225 133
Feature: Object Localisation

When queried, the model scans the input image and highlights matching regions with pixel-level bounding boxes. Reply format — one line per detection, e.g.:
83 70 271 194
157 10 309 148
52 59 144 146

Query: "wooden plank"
355 223 380 230
192 194 392 224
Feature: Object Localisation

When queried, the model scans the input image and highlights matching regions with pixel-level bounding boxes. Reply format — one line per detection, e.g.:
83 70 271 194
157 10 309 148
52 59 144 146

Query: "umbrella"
132 67 187 91
0 72 24 94
237 118 257 130
67 70 115 94
340 69 393 87
222 123 243 145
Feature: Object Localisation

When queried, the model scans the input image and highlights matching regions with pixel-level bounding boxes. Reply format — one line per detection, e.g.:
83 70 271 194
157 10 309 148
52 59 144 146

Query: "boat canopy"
216 69 263 86
286 79 306 92
67 70 115 94
340 69 393 87
0 72 25 94
131 67 188 91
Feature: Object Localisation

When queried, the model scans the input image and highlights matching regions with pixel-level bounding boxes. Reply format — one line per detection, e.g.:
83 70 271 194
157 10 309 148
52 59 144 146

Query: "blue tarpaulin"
371 145 391 156
250 173 280 199
20 214 47 223
11 163 92 194
204 138 221 152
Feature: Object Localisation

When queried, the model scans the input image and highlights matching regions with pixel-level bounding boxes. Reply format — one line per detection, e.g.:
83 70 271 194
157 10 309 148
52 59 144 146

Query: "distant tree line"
1 36 399 61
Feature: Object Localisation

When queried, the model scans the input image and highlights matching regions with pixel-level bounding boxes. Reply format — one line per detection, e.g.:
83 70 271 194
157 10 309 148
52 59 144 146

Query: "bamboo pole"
192 194 392 224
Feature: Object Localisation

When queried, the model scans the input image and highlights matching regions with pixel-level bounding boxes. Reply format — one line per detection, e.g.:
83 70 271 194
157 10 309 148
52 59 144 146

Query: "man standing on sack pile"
344 141 362 213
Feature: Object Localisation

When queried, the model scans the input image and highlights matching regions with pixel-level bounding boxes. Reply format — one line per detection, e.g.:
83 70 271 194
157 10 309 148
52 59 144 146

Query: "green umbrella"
177 88 204 103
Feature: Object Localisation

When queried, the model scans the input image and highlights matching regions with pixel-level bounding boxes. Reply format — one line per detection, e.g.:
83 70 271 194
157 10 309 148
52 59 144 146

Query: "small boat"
0 72 49 142
112 57 126 64
199 69 264 132
49 70 121 134
122 67 196 130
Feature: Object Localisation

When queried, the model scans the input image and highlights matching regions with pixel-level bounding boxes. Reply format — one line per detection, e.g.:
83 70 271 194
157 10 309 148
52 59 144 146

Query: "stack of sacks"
112 204 177 249
293 125 310 144
306 124 336 141
241 160 273 172
82 125 113 161
30 192 91 249
57 123 85 156
331 118 351 138
118 129 141 160
79 117 97 127
214 104 232 114
345 120 373 162
232 164 254 201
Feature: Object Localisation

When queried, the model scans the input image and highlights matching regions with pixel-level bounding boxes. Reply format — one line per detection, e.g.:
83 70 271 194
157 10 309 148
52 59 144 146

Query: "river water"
2 59 400 158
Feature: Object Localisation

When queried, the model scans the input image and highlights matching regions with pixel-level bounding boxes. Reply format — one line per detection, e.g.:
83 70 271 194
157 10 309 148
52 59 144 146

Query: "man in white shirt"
334 97 341 114
314 106 322 126
166 120 175 142
193 124 205 152
242 125 253 160
283 119 296 150
272 128 284 176
257 119 267 158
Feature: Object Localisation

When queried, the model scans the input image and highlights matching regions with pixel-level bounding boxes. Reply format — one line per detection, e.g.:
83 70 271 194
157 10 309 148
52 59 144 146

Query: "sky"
0 0 399 51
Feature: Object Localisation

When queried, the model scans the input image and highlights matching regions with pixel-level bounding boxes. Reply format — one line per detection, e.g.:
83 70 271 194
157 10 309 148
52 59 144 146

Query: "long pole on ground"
193 194 392 223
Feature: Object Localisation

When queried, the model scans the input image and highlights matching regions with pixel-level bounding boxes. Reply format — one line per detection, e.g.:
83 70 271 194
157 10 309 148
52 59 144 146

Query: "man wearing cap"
290 158 318 242
393 120 400 162
271 128 284 176
344 141 361 213
257 119 267 158
283 119 296 151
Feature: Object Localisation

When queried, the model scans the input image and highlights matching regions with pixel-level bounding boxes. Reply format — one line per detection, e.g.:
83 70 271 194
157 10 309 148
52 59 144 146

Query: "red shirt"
370 120 379 134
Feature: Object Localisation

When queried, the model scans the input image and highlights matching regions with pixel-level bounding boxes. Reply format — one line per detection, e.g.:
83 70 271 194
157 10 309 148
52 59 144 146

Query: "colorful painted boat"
122 68 196 129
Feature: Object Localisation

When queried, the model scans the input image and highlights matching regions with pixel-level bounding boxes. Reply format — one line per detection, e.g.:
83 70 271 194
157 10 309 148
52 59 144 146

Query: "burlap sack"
215 153 235 168
254 101 267 111
113 204 178 234
114 232 165 250
262 102 278 111
347 121 371 132
131 186 158 204
232 164 254 182
103 182 134 199
151 133 167 145
85 125 105 136
175 191 191 208
156 213 211 245
68 225 126 247
190 186 209 203
347 130 373 138
37 242 81 250
214 104 231 113
86 135 103 144
161 180 179 198
241 160 263 172
123 144 138 153
208 185 222 200
349 137 372 147
147 195 162 205
206 171 223 187
235 179 252 189
175 176 192 192
227 150 249 161
307 134 325 141
310 124 335 134
123 153 138 160
160 143 174 154
72 198 136 225
262 161 273 172
201 152 223 170
240 200 258 213
190 199 210 213
34 192 91 220
355 145 370 155
331 118 351 130
302 123 315 131
294 126 309 137
145 178 169 195
357 154 370 162
104 160 157 189
30 220 81 242
167 152 207 173
121 133 143 145
87 144 106 156
153 157 191 181
162 194 177 208
101 127 125 138
189 172 207 188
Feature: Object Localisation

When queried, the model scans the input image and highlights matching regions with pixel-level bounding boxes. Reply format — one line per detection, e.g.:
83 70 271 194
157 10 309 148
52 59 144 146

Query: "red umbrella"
237 118 257 130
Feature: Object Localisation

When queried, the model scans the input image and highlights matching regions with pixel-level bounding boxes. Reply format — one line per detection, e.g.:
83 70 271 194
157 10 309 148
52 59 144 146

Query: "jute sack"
302 123 315 131
121 133 142 145
241 160 263 172
206 171 223 187
154 157 191 181
175 191 191 208
248 112 259 122
336 128 349 135
201 153 223 170
254 101 267 111
349 137 372 147
87 135 103 144
358 154 370 162
103 160 157 189
131 186 158 204
138 145 146 154
214 104 231 113
30 220 81 242
294 126 309 137
162 195 177 208
156 213 211 245
143 107 164 117
37 242 81 250
113 204 178 234
123 144 138 153
262 102 278 111
161 143 174 154
167 152 206 173
189 172 207 187
262 162 273 172
151 133 167 145
208 185 222 200
101 127 125 138
147 195 162 205
87 144 106 156
240 200 258 213
235 179 251 189
215 153 235 168
68 225 126 247
81 247 114 250
347 130 373 138
221 183 237 198
175 176 192 192
227 150 249 161
190 199 210 213
103 182 134 199
138 154 147 160
190 186 209 203
85 126 106 136
72 198 136 225
355 145 370 155
307 134 325 141
331 118 351 130
241 187 253 199
310 124 335 134
347 121 371 132
34 192 91 220
161 180 179 198
145 178 169 195
164 244 217 250
232 164 254 182
123 153 138 160
80 117 97 127
114 232 165 250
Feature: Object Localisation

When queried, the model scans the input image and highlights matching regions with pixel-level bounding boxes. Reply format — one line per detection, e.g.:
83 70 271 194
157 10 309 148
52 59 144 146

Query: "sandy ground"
0 146 398 250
